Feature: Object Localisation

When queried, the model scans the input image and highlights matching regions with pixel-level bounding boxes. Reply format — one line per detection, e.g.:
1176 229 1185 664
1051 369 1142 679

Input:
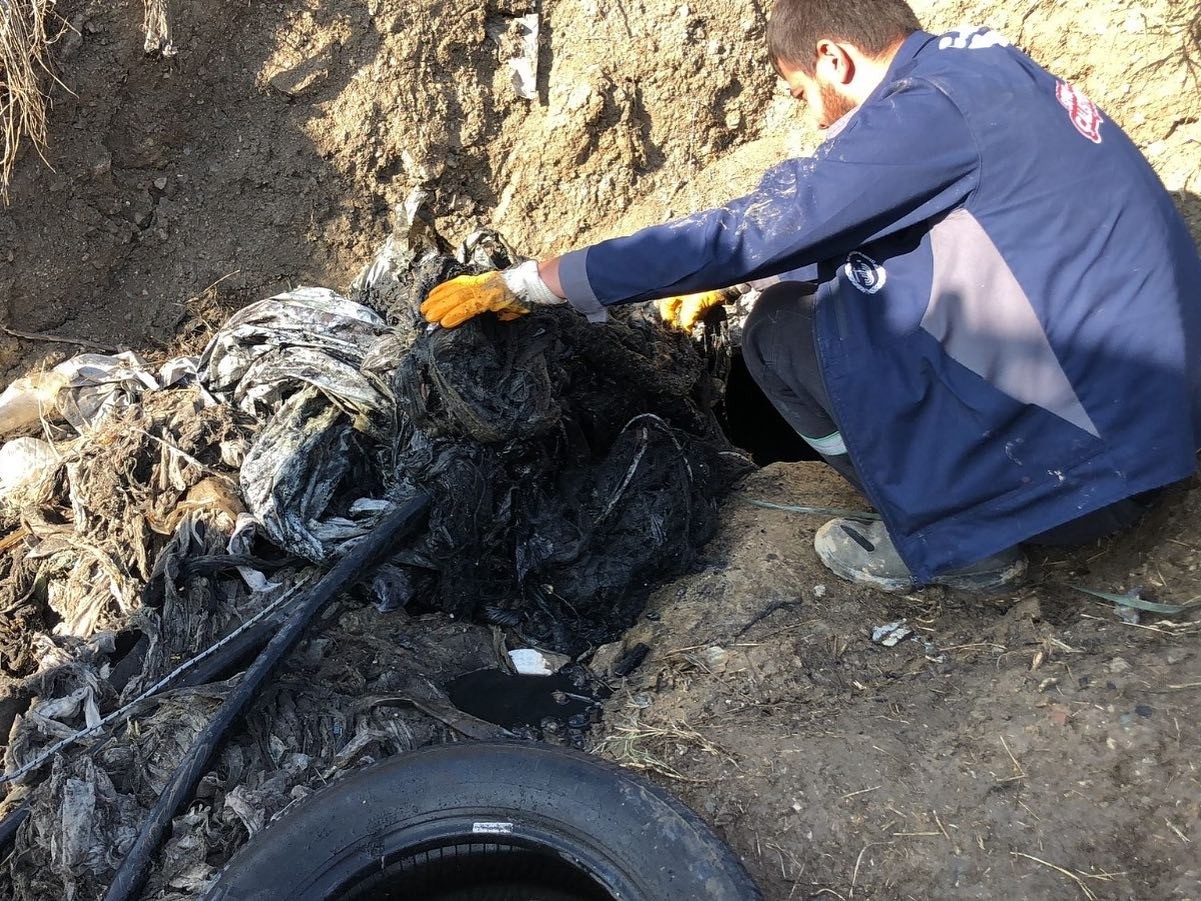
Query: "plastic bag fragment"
0 437 58 496
0 352 198 440
199 289 397 561
199 288 390 421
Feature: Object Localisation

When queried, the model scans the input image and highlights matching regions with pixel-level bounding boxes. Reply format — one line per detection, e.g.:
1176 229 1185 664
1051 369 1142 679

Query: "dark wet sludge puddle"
448 667 608 748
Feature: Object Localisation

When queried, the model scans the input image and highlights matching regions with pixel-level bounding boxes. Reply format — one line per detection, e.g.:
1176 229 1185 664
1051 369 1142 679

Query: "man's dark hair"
767 0 922 74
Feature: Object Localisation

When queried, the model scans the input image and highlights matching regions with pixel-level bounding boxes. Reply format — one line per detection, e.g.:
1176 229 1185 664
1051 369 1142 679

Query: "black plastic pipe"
103 493 432 901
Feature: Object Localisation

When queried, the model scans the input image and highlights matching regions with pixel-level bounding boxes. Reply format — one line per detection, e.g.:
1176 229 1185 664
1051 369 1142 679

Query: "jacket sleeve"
557 77 980 317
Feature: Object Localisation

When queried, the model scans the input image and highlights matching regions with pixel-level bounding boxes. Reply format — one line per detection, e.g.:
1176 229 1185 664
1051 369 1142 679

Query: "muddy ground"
2 0 1201 898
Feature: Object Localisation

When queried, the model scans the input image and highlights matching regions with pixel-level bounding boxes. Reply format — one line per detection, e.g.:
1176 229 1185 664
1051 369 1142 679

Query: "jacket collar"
881 29 936 84
824 30 936 139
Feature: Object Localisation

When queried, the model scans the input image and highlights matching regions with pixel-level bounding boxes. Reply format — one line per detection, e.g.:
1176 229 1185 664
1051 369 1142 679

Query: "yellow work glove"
656 289 729 332
420 260 563 329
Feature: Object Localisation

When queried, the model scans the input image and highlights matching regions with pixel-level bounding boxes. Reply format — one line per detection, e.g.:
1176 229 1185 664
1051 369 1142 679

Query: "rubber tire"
204 741 761 901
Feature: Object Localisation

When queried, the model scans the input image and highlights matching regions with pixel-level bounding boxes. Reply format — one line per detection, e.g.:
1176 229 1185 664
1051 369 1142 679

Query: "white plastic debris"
158 356 199 388
348 187 433 308
483 14 539 100
920 638 948 664
871 620 913 647
0 436 58 496
509 14 540 100
55 352 163 431
228 514 277 593
0 351 198 440
200 289 389 421
1115 603 1141 625
508 648 571 676
0 370 68 438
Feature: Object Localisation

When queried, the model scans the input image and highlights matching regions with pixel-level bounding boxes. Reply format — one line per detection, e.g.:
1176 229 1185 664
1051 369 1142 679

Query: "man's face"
778 61 858 130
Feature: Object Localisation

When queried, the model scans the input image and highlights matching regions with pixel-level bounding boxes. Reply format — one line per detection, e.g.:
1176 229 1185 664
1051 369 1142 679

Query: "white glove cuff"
501 260 565 307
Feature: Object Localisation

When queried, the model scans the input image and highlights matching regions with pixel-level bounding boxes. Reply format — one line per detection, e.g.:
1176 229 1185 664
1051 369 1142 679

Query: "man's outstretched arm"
537 257 564 299
423 77 978 329
419 252 726 331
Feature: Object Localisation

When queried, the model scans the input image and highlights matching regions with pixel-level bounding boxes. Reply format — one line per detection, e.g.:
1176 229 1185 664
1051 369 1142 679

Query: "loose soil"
2 0 1200 899
601 464 1201 899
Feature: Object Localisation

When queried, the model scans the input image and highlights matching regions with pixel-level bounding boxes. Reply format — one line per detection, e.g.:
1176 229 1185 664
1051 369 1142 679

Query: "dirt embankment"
5 0 1193 368
0 0 777 370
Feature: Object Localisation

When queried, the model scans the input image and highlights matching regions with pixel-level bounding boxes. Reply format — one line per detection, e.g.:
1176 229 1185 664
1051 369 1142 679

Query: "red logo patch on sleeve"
1055 81 1104 144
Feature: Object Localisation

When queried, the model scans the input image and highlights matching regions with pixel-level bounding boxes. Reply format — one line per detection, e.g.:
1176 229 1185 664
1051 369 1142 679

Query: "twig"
1166 819 1191 843
0 526 30 555
850 845 869 895
1081 613 1195 635
2 326 117 353
1010 851 1115 900
999 734 1026 782
184 270 241 305
131 426 220 477
932 810 951 841
841 785 881 800
849 842 890 897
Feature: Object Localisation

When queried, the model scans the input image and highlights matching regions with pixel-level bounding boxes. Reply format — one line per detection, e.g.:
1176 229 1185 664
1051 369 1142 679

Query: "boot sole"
815 525 1028 594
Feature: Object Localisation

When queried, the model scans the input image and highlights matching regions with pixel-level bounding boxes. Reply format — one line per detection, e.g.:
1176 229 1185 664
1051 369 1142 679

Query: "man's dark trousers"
740 282 1156 548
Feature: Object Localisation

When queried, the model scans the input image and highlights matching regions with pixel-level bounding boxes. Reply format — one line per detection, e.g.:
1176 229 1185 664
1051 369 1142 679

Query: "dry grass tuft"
142 0 175 56
593 707 737 782
0 0 62 201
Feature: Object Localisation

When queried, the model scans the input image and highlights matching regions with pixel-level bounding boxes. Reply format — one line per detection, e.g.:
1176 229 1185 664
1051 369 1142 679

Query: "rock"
1048 705 1071 726
90 151 112 178
125 190 155 228
589 641 625 677
1108 657 1132 674
702 645 729 672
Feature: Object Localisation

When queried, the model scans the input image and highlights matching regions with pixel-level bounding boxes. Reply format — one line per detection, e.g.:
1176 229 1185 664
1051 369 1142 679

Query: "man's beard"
820 82 857 126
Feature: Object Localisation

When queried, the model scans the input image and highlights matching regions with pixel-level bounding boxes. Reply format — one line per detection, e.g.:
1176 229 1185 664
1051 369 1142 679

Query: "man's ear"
815 39 856 86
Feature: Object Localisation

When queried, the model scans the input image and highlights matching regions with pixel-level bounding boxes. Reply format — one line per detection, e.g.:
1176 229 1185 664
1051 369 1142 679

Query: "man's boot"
814 518 1026 593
